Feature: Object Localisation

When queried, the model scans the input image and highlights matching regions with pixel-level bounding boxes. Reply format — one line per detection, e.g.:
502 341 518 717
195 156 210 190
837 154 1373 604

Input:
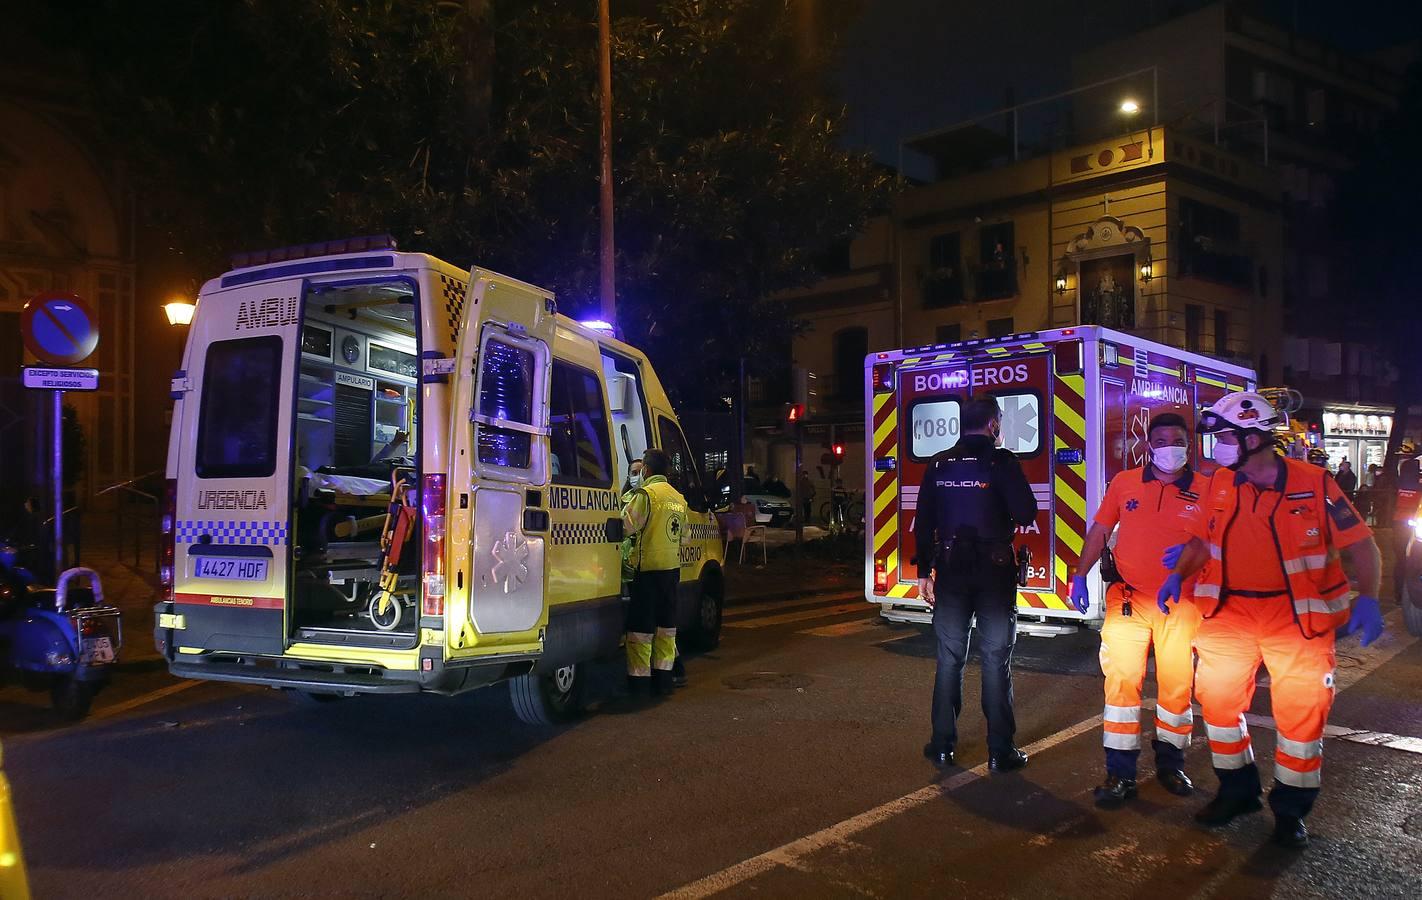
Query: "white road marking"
799 618 883 638
724 603 870 629
723 592 864 619
92 679 203 720
655 715 1103 900
665 610 1418 899
1246 713 1422 756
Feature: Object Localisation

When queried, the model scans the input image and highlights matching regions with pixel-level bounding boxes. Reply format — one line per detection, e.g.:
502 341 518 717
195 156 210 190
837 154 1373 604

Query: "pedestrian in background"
797 468 816 524
1336 459 1357 498
915 398 1037 772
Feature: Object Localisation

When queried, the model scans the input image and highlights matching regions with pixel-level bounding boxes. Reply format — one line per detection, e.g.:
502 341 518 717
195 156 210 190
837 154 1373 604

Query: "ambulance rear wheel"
685 573 723 652
1404 590 1422 637
510 665 585 726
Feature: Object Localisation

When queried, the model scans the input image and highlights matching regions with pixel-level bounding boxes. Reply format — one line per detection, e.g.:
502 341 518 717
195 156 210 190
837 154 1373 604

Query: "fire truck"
863 326 1255 635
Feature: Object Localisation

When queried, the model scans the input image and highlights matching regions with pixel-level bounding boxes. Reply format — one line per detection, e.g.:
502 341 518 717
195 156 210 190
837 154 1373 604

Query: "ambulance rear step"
879 604 1082 637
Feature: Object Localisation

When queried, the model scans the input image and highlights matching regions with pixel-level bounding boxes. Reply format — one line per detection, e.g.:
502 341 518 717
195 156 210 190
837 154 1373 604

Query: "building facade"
0 59 136 514
777 124 1282 499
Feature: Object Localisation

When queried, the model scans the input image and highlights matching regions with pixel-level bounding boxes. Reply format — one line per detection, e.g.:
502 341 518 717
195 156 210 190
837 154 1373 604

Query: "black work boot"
1157 769 1195 796
1272 816 1309 849
988 748 1029 773
923 742 955 768
1093 774 1138 808
1195 792 1263 826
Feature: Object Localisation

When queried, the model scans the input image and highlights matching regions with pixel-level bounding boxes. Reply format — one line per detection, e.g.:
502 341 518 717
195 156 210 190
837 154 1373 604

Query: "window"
935 323 961 344
976 221 1016 299
658 417 706 512
833 327 868 402
476 337 535 469
1177 197 1250 286
1306 88 1326 127
1214 310 1230 357
923 233 963 307
909 391 1040 460
1185 304 1203 352
987 317 1014 339
549 361 613 487
196 336 283 479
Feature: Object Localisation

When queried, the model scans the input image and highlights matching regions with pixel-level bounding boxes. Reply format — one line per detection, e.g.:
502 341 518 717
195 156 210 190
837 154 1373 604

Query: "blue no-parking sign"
21 292 100 366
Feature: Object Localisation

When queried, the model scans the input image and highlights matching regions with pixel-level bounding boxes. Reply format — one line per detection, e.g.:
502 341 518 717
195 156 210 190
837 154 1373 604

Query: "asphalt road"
5 591 1421 899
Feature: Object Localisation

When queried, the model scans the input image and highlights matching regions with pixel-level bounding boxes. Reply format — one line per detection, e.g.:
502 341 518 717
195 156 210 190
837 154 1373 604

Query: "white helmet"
1199 392 1283 435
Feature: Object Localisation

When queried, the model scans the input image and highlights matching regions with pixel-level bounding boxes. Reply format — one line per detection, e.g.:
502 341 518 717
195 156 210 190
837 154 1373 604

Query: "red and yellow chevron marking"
1033 369 1088 612
871 390 917 598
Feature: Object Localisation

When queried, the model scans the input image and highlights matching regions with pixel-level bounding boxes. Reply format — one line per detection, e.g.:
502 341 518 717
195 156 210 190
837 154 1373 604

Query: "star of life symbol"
490 531 530 593
997 395 1038 453
1127 405 1151 467
1125 498 1140 512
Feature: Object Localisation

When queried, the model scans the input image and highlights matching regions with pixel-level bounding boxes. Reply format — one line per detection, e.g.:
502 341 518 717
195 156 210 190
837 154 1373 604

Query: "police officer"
916 397 1038 771
622 449 689 697
1160 392 1385 848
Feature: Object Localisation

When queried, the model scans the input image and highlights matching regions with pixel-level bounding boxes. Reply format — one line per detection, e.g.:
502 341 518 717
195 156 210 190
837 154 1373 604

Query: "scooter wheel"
51 678 94 721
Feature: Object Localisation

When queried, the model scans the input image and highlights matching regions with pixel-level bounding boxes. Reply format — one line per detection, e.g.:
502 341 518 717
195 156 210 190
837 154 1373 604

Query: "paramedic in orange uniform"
1072 413 1201 807
1160 392 1384 849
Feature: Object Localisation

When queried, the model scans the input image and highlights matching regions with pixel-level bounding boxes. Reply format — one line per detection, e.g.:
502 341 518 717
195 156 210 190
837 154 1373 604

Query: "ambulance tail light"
421 473 447 617
159 478 177 601
872 363 894 394
1054 339 1083 375
874 559 889 593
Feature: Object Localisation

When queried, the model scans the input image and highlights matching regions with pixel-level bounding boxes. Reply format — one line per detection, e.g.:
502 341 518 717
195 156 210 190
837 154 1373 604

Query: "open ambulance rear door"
169 278 309 656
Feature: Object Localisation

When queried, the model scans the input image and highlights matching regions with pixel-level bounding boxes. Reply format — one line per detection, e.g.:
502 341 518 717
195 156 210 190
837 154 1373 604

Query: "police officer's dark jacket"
914 433 1037 578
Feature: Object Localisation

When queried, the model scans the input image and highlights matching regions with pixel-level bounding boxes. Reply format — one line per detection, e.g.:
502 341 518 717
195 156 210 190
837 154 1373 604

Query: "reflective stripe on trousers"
626 631 653 678
652 627 677 672
1103 703 1141 751
1205 714 1255 769
1154 704 1194 750
1274 733 1324 788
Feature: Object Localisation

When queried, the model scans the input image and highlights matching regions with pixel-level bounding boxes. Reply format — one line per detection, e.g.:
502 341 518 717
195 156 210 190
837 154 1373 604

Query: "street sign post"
22 367 99 391
20 292 101 580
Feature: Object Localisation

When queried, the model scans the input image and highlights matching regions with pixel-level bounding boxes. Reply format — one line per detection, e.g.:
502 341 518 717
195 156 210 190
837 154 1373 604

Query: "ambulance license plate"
81 636 115 665
191 557 270 581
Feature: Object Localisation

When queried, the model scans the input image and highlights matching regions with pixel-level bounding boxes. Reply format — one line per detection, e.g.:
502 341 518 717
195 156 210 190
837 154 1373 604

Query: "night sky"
837 0 1421 166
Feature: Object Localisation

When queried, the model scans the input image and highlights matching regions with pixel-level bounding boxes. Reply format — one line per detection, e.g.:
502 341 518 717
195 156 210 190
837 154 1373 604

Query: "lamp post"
597 0 616 327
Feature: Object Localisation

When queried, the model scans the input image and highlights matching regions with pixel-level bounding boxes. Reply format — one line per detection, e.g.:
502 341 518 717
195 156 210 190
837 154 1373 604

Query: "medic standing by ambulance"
1159 393 1385 849
1071 413 1200 807
1390 455 1420 605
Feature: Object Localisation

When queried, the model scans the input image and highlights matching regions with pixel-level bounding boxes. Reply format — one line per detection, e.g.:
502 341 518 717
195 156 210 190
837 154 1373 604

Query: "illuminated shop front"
1321 407 1392 472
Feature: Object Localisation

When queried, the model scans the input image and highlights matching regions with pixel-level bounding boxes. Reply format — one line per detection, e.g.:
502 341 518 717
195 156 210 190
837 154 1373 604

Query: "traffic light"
786 402 805 424
832 443 846 462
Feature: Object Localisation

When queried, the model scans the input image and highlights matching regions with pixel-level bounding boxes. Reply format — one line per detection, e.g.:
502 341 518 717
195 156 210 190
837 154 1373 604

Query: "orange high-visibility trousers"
1099 582 1201 758
1194 598 1335 790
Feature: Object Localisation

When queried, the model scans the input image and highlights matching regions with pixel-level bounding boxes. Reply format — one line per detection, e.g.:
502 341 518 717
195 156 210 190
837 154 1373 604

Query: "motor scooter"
0 542 121 720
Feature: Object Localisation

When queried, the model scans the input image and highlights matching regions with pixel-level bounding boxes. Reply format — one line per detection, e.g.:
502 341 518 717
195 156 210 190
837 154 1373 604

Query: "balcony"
974 259 1018 301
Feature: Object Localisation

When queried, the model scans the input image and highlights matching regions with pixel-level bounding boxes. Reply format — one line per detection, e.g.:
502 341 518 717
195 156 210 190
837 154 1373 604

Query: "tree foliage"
32 0 885 406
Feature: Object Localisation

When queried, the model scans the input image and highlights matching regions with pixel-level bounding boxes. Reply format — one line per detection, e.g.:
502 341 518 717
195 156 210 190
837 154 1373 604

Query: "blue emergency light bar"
229 234 399 270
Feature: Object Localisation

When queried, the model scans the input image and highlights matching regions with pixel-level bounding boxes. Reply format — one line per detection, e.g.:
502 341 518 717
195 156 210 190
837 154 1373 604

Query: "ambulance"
153 237 725 722
864 326 1255 635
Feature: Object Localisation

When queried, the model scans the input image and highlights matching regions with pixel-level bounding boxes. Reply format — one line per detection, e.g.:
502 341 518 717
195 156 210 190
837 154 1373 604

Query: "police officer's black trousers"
930 564 1019 755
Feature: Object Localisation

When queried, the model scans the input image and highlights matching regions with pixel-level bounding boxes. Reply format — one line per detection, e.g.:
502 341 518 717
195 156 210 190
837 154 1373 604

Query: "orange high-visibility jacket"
1193 457 1355 638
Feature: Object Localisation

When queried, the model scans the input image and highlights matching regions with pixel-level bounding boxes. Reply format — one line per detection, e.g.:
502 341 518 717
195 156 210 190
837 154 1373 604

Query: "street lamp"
1119 99 1140 116
163 300 195 326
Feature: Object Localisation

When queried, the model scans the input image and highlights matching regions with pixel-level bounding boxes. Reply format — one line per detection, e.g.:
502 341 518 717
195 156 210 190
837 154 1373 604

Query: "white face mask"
629 470 643 488
1212 442 1241 468
1152 446 1189 474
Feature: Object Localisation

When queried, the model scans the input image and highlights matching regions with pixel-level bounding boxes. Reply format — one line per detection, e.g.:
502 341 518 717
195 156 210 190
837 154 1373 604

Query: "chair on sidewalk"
718 501 768 566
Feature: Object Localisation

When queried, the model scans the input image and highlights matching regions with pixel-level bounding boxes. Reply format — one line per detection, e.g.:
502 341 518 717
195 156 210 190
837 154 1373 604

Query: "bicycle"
819 489 866 535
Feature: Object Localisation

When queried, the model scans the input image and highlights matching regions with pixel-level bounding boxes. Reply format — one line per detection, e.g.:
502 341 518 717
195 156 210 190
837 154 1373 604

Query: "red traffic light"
832 443 846 459
786 402 805 423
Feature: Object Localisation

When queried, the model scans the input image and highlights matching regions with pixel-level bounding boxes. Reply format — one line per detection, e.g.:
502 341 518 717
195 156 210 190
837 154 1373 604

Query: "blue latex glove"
1069 575 1090 614
1341 595 1385 647
1161 543 1185 570
1156 573 1183 615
